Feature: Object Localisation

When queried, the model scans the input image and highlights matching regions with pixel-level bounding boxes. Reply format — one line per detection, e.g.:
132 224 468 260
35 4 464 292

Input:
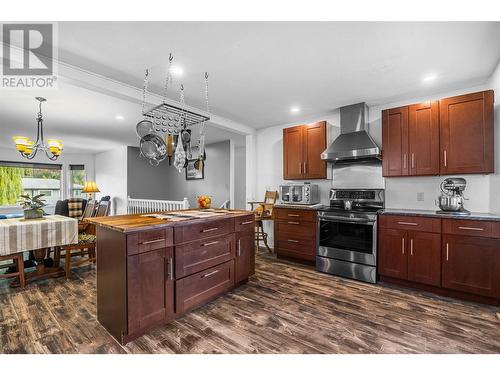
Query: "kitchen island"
86 209 255 344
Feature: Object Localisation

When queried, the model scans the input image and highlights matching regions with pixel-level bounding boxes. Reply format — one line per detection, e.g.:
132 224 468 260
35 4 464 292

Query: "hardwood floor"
1 253 499 354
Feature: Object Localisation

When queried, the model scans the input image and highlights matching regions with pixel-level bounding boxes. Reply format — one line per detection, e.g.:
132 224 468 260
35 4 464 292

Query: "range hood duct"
321 102 381 163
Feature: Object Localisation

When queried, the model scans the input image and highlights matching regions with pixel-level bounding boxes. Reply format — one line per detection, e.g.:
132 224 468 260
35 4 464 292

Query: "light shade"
82 181 100 193
13 136 29 152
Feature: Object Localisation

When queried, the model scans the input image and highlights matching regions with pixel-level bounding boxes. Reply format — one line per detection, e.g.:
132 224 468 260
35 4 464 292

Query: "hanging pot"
136 119 154 138
139 133 167 165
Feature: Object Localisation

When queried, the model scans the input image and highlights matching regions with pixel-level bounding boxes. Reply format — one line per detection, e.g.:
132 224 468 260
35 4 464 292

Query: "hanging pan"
140 133 167 166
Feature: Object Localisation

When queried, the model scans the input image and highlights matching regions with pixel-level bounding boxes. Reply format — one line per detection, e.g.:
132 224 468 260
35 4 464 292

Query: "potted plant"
18 193 47 219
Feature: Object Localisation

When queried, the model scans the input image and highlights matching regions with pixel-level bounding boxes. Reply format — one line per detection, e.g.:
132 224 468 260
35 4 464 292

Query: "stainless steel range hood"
321 102 381 163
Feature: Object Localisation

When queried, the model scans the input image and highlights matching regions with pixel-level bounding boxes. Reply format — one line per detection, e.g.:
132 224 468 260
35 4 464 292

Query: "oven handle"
319 216 375 225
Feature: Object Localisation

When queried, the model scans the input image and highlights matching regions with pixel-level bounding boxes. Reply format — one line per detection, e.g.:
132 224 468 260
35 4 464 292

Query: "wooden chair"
0 253 25 288
248 191 278 252
55 200 110 279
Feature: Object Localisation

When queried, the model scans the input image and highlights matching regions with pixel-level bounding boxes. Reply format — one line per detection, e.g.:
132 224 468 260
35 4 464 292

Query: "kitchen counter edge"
379 209 500 222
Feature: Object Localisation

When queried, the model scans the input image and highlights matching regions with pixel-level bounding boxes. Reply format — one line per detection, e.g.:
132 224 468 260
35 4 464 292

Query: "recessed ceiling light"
170 66 184 77
290 106 301 114
115 115 124 121
422 74 437 83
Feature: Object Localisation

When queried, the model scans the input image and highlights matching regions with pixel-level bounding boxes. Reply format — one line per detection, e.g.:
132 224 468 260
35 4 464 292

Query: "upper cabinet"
439 90 494 174
283 121 327 180
382 90 494 177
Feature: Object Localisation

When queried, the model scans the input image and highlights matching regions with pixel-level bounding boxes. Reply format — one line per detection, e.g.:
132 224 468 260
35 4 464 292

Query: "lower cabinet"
127 247 175 334
379 214 500 305
407 231 441 287
235 231 255 283
378 229 408 279
442 235 500 298
378 229 441 286
274 207 317 263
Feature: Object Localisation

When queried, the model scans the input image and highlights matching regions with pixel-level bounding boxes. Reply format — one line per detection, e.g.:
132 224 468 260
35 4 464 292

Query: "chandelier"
12 97 63 160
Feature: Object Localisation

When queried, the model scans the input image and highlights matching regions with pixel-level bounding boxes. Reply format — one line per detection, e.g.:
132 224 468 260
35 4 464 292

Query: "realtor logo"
1 23 58 89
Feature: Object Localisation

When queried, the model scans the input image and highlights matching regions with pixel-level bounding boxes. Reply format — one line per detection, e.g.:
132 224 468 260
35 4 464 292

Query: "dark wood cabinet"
283 121 326 180
95 213 256 344
378 228 408 279
274 207 317 264
439 90 494 174
442 234 500 298
408 101 440 176
407 231 441 287
235 231 255 283
382 90 494 177
127 247 174 334
382 106 409 177
379 214 500 305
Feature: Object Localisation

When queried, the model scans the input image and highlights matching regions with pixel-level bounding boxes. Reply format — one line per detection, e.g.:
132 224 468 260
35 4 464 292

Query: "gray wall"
234 145 246 209
127 140 231 208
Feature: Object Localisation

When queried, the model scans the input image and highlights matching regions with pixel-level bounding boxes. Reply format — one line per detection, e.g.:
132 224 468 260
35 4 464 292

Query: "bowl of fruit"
197 195 212 209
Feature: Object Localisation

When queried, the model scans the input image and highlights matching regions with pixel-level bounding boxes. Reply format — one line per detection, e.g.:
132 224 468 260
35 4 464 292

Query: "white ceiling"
1 22 499 153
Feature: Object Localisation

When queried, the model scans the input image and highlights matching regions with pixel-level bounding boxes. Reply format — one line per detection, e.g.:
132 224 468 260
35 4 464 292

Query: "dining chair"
55 200 110 279
0 253 25 288
248 191 278 252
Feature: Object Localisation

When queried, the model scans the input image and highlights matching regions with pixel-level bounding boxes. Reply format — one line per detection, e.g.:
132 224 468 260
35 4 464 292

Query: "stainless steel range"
316 188 385 284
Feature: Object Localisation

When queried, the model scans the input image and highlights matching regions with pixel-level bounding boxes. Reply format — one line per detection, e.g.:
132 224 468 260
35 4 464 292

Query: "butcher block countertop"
86 209 254 233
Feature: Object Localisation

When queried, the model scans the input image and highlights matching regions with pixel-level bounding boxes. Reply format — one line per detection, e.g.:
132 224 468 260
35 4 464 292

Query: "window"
0 161 62 207
70 164 86 198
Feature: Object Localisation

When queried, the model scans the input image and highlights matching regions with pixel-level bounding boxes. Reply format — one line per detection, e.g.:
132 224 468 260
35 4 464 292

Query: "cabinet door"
303 121 327 179
235 231 255 283
407 231 441 286
127 247 174 334
442 235 500 298
382 106 409 177
408 101 439 176
439 90 494 174
283 126 304 179
378 229 407 279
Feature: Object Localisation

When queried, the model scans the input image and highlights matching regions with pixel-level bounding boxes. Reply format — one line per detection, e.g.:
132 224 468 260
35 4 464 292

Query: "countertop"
85 209 254 233
274 203 326 211
379 208 500 222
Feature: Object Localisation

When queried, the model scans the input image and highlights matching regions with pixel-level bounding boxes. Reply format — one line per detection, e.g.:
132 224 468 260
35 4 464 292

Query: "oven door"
318 215 376 266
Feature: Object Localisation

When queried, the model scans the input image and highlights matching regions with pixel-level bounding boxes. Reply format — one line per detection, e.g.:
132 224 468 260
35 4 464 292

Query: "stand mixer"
435 177 470 215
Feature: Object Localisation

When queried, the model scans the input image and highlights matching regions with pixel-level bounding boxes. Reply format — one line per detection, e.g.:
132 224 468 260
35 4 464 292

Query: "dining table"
0 214 78 283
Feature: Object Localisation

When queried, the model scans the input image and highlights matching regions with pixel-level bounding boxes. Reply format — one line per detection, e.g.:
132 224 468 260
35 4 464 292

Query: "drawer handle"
458 226 484 231
201 269 219 278
287 221 300 225
140 238 165 245
240 221 253 225
287 214 300 217
397 222 418 226
288 239 299 243
446 243 449 261
202 241 219 247
202 227 219 233
237 239 241 256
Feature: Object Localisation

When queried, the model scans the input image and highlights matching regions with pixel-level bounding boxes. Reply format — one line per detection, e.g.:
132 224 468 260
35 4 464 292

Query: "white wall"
234 145 246 209
489 60 500 214
0 146 95 214
95 146 128 215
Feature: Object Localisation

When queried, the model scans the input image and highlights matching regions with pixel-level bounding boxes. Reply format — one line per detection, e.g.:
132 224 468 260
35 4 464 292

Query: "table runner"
0 215 78 256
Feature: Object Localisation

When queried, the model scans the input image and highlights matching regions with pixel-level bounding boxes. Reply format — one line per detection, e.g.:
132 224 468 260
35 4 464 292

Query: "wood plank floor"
1 253 499 354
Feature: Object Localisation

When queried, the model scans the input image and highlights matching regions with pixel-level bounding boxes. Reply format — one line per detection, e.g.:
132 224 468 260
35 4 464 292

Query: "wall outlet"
416 192 425 202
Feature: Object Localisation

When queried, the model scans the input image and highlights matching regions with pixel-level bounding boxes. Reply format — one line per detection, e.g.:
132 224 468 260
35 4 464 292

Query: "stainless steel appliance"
321 103 381 164
435 177 470 215
279 183 320 205
316 188 385 284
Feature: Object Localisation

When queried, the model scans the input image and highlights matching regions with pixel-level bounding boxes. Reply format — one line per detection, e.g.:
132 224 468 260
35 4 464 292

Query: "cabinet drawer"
275 237 315 254
175 234 234 279
234 215 255 232
175 260 234 314
379 215 441 233
275 246 315 261
442 219 497 238
127 228 174 255
275 220 317 238
275 208 317 222
174 218 233 244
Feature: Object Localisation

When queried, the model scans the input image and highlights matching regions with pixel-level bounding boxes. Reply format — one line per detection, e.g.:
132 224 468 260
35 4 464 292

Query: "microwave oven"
279 183 320 205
